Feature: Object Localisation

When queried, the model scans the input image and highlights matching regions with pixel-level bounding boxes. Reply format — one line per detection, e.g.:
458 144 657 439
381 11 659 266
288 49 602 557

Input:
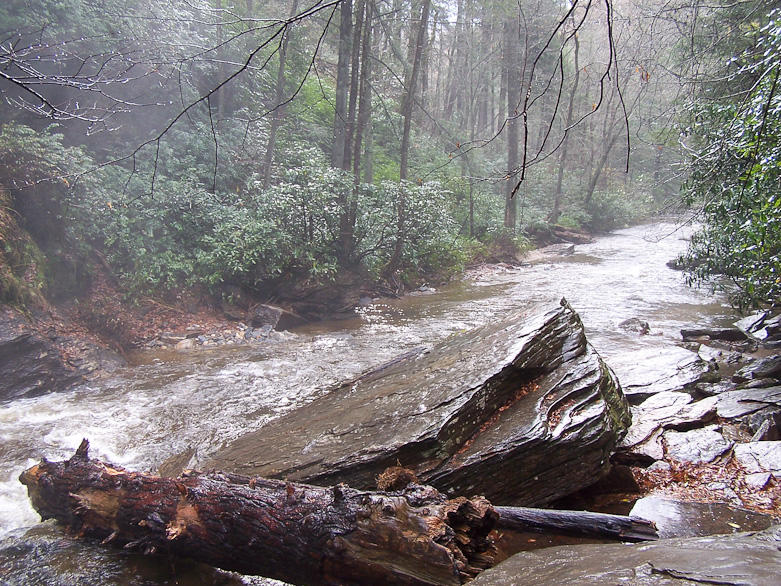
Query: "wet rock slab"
629 496 780 539
208 299 631 506
0 524 243 586
0 306 124 400
473 525 781 586
618 384 781 464
662 425 733 464
607 346 715 402
734 441 781 475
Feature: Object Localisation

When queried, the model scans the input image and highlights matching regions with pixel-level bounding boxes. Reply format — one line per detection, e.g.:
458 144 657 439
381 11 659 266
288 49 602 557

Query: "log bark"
19 441 498 586
494 506 658 543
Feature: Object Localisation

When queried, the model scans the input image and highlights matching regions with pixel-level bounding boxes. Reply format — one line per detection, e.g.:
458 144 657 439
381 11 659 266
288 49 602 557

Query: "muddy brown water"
0 222 745 585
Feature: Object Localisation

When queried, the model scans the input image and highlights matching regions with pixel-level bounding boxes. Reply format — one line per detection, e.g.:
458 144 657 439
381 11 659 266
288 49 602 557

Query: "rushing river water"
0 222 737 585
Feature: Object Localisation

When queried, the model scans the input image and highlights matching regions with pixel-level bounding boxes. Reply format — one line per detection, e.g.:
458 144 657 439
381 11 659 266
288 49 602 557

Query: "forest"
1 0 780 324
4 2 781 584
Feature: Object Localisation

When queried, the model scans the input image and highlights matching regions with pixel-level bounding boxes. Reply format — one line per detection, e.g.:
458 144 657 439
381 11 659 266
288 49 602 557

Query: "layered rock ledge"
208 298 631 506
471 525 781 586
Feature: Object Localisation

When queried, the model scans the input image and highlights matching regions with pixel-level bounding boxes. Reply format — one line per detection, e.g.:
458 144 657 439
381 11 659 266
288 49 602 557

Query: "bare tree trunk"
20 442 498 586
331 0 353 169
503 16 520 231
549 32 580 224
584 132 620 206
386 0 431 282
399 0 431 181
341 0 374 261
262 0 298 189
343 0 365 171
351 0 373 185
216 0 226 121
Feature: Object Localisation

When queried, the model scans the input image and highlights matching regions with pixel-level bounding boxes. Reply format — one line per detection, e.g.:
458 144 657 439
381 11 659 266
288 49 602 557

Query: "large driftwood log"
19 441 498 586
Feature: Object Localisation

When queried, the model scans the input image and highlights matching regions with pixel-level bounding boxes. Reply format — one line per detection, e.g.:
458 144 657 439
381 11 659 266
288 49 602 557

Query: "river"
0 222 736 585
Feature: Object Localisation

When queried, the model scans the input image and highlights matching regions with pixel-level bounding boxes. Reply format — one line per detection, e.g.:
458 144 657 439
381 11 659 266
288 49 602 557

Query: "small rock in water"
618 317 650 335
732 355 781 382
175 338 195 350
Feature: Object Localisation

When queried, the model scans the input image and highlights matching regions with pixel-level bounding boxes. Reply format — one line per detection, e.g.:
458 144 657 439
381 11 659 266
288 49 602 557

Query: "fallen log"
19 441 498 586
19 443 658 586
494 506 658 543
379 466 657 543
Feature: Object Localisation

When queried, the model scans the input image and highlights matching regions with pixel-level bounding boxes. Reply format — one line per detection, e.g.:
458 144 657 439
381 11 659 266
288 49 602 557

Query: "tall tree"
331 0 353 169
262 0 299 189
399 0 432 182
503 13 520 230
549 31 580 223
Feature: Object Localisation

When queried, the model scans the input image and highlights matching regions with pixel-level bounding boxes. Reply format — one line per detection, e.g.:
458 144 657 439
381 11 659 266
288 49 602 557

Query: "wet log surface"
19 441 498 586
494 506 658 542
208 298 631 506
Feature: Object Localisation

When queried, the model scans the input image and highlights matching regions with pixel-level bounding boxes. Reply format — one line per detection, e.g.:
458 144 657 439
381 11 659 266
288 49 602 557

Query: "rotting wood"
379 467 658 543
19 440 498 586
494 506 658 542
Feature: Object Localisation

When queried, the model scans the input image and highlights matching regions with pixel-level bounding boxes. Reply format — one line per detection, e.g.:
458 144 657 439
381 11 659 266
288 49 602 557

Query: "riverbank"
2 222 779 529
0 223 599 360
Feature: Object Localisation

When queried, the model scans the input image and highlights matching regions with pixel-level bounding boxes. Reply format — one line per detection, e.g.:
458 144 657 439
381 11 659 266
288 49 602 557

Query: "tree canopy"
679 1 781 309
0 0 750 308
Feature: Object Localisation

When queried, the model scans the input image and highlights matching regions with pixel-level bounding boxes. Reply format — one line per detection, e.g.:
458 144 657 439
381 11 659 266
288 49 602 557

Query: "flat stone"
608 346 715 401
734 441 781 475
628 496 779 539
207 299 631 506
713 387 781 419
662 425 732 464
733 355 781 382
735 311 768 336
681 328 748 342
648 460 672 472
472 526 781 586
745 472 772 490
696 380 738 396
628 428 665 462
620 392 717 452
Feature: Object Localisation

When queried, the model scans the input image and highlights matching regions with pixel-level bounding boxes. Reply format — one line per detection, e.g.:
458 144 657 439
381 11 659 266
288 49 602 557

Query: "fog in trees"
1 0 779 311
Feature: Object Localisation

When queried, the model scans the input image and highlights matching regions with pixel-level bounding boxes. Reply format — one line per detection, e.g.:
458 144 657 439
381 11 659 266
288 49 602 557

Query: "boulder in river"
471 525 781 586
246 303 307 331
208 298 631 506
